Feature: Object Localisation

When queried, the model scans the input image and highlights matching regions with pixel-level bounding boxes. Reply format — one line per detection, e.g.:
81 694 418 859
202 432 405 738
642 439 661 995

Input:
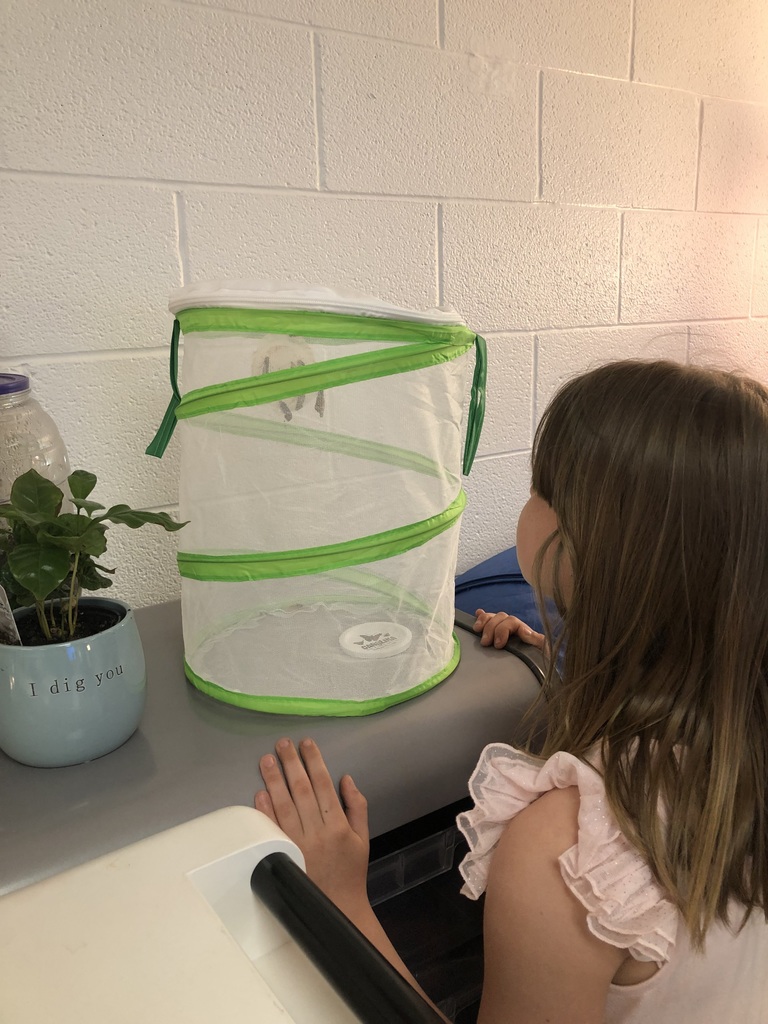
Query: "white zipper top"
168 279 465 326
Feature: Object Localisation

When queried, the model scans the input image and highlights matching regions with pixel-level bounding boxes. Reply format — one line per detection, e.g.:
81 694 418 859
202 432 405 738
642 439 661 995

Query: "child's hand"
473 608 545 650
255 737 370 913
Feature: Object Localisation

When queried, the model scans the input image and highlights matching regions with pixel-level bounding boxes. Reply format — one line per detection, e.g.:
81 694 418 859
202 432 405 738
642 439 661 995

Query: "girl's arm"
478 786 625 1024
256 739 625 1024
255 737 451 1022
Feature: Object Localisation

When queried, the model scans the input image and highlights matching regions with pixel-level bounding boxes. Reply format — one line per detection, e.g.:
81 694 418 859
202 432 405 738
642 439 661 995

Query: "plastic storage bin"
149 282 486 715
0 373 70 504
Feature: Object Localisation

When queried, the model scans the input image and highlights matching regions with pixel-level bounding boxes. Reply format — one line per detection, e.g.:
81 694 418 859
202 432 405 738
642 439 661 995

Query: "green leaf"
8 544 70 602
39 515 108 556
10 470 63 517
68 470 98 501
12 521 37 545
0 562 35 609
77 556 114 592
99 506 187 531
97 503 129 520
0 503 54 528
72 499 106 516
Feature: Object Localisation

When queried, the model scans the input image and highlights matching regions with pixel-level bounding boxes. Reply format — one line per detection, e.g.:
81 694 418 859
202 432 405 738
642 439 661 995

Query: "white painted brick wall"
536 326 688 412
460 451 532 574
633 0 768 103
689 319 768 383
2 0 767 604
183 192 438 307
189 0 438 44
443 0 630 77
2 0 317 186
319 37 537 198
541 73 698 209
472 334 534 456
620 213 756 323
753 220 768 316
1 178 179 359
442 204 620 331
698 101 768 214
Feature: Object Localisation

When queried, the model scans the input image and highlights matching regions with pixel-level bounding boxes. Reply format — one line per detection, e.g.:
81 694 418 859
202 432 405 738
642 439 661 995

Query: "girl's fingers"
480 611 511 646
259 751 304 836
273 738 324 831
259 738 371 867
520 626 546 650
298 738 346 822
254 787 278 825
472 608 488 631
340 774 370 844
474 610 546 650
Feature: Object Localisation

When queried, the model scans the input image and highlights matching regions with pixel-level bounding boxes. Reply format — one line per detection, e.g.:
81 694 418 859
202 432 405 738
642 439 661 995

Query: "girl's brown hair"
528 360 768 948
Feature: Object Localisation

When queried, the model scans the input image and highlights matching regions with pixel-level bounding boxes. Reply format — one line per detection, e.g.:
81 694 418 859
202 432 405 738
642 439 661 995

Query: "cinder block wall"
2 0 767 606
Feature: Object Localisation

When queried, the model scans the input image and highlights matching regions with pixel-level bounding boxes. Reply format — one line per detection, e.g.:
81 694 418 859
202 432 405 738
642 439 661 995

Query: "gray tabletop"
0 601 541 896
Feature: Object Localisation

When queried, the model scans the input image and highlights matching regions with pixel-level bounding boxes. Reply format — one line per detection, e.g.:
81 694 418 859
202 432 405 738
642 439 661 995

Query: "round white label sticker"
338 621 413 660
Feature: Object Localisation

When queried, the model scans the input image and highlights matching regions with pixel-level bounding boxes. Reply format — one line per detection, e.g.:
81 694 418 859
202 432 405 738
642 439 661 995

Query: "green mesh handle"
146 318 181 458
462 335 487 476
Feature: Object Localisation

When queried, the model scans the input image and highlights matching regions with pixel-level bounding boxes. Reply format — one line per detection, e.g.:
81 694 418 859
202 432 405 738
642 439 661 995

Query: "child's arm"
255 738 451 1022
255 740 629 1023
478 787 626 1024
473 607 546 650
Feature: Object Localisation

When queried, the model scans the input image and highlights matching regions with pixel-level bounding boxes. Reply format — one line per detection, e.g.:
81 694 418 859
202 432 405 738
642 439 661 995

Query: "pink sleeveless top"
457 744 768 1024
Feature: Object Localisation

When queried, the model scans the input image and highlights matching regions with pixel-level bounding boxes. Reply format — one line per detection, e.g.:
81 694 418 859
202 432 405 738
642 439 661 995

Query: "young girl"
255 360 768 1023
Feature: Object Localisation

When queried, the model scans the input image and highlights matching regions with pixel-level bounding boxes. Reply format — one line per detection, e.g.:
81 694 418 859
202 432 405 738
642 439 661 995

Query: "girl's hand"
473 608 545 650
255 737 370 912
258 740 453 1021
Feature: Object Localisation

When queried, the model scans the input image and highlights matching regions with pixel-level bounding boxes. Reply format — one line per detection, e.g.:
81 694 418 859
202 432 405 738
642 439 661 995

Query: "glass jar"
0 373 70 504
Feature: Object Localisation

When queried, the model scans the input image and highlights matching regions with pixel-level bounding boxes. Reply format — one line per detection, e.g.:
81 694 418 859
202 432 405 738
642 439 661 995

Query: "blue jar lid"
0 374 30 396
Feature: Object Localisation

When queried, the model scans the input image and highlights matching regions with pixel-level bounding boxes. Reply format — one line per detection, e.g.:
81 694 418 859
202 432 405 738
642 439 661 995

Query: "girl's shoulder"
457 744 679 964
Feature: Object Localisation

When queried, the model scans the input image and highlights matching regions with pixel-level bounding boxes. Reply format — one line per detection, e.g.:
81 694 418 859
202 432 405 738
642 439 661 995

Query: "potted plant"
0 468 186 767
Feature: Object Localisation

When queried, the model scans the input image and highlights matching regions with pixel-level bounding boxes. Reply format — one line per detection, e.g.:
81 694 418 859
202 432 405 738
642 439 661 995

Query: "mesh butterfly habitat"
148 282 486 716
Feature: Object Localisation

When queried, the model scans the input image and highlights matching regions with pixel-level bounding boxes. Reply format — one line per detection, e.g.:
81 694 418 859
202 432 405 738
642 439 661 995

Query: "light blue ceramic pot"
0 597 146 768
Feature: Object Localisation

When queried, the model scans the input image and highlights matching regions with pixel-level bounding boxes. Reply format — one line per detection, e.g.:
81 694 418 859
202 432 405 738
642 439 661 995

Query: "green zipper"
176 306 476 343
177 491 466 582
175 337 472 421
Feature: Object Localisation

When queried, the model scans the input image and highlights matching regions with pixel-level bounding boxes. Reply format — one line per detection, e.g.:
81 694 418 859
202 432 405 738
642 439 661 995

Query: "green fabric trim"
462 335 487 476
176 307 476 346
177 491 466 582
183 634 460 716
187 412 457 484
176 338 474 421
146 318 182 458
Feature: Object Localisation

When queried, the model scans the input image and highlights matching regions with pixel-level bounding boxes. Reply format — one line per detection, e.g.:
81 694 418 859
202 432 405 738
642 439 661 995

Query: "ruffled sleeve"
456 743 679 963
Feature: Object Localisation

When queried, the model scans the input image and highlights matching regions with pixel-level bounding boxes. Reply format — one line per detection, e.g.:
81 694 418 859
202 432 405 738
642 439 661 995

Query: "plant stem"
68 552 80 638
36 600 52 642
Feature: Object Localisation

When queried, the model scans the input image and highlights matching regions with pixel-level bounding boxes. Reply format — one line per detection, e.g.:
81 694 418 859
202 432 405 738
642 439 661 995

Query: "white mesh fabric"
176 312 472 709
178 342 468 552
182 522 460 704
